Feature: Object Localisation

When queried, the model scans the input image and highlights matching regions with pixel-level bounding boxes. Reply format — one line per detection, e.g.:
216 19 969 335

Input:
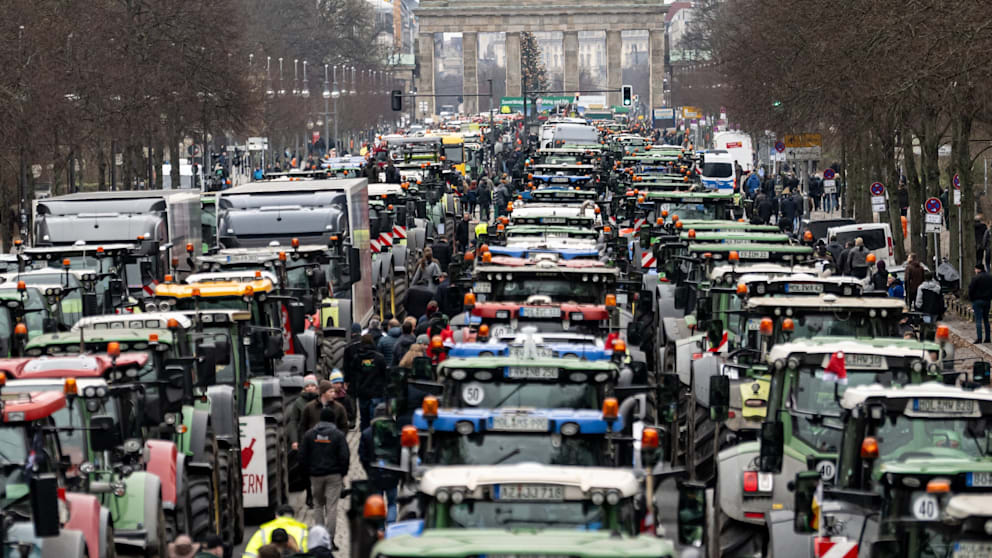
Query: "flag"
823 351 847 384
811 480 822 531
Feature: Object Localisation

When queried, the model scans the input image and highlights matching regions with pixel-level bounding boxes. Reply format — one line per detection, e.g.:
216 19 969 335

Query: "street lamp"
265 56 274 98
350 66 357 96
331 65 341 153
292 58 299 96
277 57 286 96
322 64 331 156
301 61 310 98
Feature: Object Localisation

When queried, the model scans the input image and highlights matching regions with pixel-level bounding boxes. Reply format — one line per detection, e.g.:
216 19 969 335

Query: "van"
713 131 755 171
827 223 895 267
699 151 736 191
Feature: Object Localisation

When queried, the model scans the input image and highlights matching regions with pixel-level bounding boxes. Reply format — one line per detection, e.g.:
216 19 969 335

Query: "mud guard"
23 523 86 558
716 442 762 524
274 354 306 375
392 244 408 272
63 491 103 558
187 408 211 465
673 331 703 386
205 386 237 445
114 472 162 545
294 330 319 373
144 439 179 507
766 509 814 558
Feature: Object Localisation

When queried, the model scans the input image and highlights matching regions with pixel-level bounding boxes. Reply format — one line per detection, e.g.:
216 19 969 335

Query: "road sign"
823 179 837 194
775 141 786 153
925 197 943 214
953 173 962 206
953 174 961 188
784 133 823 148
823 168 836 180
870 182 885 196
246 137 268 151
683 106 702 119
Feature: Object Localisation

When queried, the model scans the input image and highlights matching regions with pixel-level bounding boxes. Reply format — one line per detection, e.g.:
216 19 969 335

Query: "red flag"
823 351 847 384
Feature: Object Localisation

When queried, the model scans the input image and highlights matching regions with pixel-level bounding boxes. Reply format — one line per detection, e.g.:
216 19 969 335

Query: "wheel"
264 422 283 518
146 502 166 558
263 397 289 506
393 268 408 317
105 516 116 558
675 392 717 481
216 448 238 546
319 336 347 377
185 470 214 543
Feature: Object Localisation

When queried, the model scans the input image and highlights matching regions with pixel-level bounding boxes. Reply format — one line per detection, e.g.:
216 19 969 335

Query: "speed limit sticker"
816 460 836 481
462 382 485 406
911 492 939 521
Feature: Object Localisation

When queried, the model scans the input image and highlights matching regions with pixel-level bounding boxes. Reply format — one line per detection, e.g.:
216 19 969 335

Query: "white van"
699 151 736 191
827 223 895 267
713 131 755 171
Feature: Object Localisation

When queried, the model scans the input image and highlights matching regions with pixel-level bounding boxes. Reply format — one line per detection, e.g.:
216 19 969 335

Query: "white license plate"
520 307 560 318
505 367 558 379
786 283 823 293
954 542 992 558
616 293 628 306
509 346 553 358
495 484 564 501
547 232 569 239
474 281 492 294
738 251 770 259
845 354 886 369
682 197 703 203
967 472 992 487
912 398 978 415
542 218 566 224
491 415 549 431
551 177 569 183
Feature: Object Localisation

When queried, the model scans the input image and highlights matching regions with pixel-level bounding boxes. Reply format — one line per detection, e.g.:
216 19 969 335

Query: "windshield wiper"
493 448 521 465
493 384 525 408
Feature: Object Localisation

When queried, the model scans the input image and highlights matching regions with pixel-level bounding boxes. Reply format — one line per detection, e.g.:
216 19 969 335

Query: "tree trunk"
903 126 925 257
882 124 906 262
949 118 962 281
958 113 976 298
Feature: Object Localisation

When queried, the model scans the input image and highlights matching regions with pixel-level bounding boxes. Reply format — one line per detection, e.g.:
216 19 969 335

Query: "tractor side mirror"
30 473 61 537
348 247 362 282
89 414 120 452
286 301 306 335
162 360 190 408
657 373 680 423
792 471 821 534
411 356 434 380
759 421 784 473
264 333 283 359
81 292 99 316
709 375 730 422
676 480 706 547
869 539 901 558
195 342 218 388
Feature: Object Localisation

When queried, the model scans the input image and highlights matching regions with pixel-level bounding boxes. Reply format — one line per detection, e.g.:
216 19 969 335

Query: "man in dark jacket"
377 319 401 365
969 264 992 343
779 191 797 232
300 407 349 540
905 252 926 309
455 213 471 252
825 235 844 267
477 177 493 221
359 403 400 523
391 318 417 367
432 236 452 273
300 380 349 438
384 161 400 183
756 193 774 225
352 335 389 431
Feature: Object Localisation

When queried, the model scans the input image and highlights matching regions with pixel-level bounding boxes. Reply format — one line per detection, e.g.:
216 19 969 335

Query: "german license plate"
845 354 886 369
547 232 569 239
953 542 992 558
551 177 569 184
738 250 770 259
509 346 553 358
519 307 560 318
495 484 564 501
505 367 558 379
683 197 703 203
785 283 823 293
542 217 566 225
491 415 549 431
967 472 992 487
474 281 492 294
912 398 978 415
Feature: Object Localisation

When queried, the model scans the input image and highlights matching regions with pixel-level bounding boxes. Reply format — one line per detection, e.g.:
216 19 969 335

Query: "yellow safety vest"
241 516 309 558
474 222 488 238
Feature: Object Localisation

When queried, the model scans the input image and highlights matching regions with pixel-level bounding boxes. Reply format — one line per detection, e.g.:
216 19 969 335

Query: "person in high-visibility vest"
241 505 309 558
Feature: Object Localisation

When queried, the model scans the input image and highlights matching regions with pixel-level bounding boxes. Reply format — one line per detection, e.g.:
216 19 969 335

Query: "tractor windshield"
436 432 603 466
871 413 988 478
791 369 878 452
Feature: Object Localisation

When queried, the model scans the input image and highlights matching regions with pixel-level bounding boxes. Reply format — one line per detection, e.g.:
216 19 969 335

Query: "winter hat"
270 528 289 544
303 374 318 388
416 334 429 345
318 379 334 395
308 526 331 550
329 370 344 384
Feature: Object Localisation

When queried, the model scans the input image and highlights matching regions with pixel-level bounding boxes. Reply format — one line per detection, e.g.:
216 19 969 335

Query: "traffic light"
621 85 633 107
391 90 403 111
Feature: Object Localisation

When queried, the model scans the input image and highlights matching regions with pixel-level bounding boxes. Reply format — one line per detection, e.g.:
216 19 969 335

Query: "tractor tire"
676 392 717 482
263 397 289 506
105 517 117 558
319 336 347 377
264 422 283 518
393 270 408 317
185 470 214 543
216 448 244 546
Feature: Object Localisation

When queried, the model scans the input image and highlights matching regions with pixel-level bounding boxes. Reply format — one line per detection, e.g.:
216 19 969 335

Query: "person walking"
778 190 796 233
391 318 417 367
848 237 871 279
359 403 401 523
351 334 389 431
432 237 452 273
905 252 926 309
377 318 402 365
455 213 471 253
288 374 319 506
300 407 349 547
870 260 889 291
825 234 844 265
968 264 992 343
477 176 493 221
412 247 442 288
300 380 349 437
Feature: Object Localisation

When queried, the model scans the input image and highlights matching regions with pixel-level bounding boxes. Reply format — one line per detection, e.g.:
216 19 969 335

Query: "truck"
712 131 755 172
32 190 203 278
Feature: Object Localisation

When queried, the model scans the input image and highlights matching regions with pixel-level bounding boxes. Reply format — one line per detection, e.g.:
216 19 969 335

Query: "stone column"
649 29 666 113
563 31 579 95
606 30 623 107
462 31 479 115
416 32 435 118
505 32 522 97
